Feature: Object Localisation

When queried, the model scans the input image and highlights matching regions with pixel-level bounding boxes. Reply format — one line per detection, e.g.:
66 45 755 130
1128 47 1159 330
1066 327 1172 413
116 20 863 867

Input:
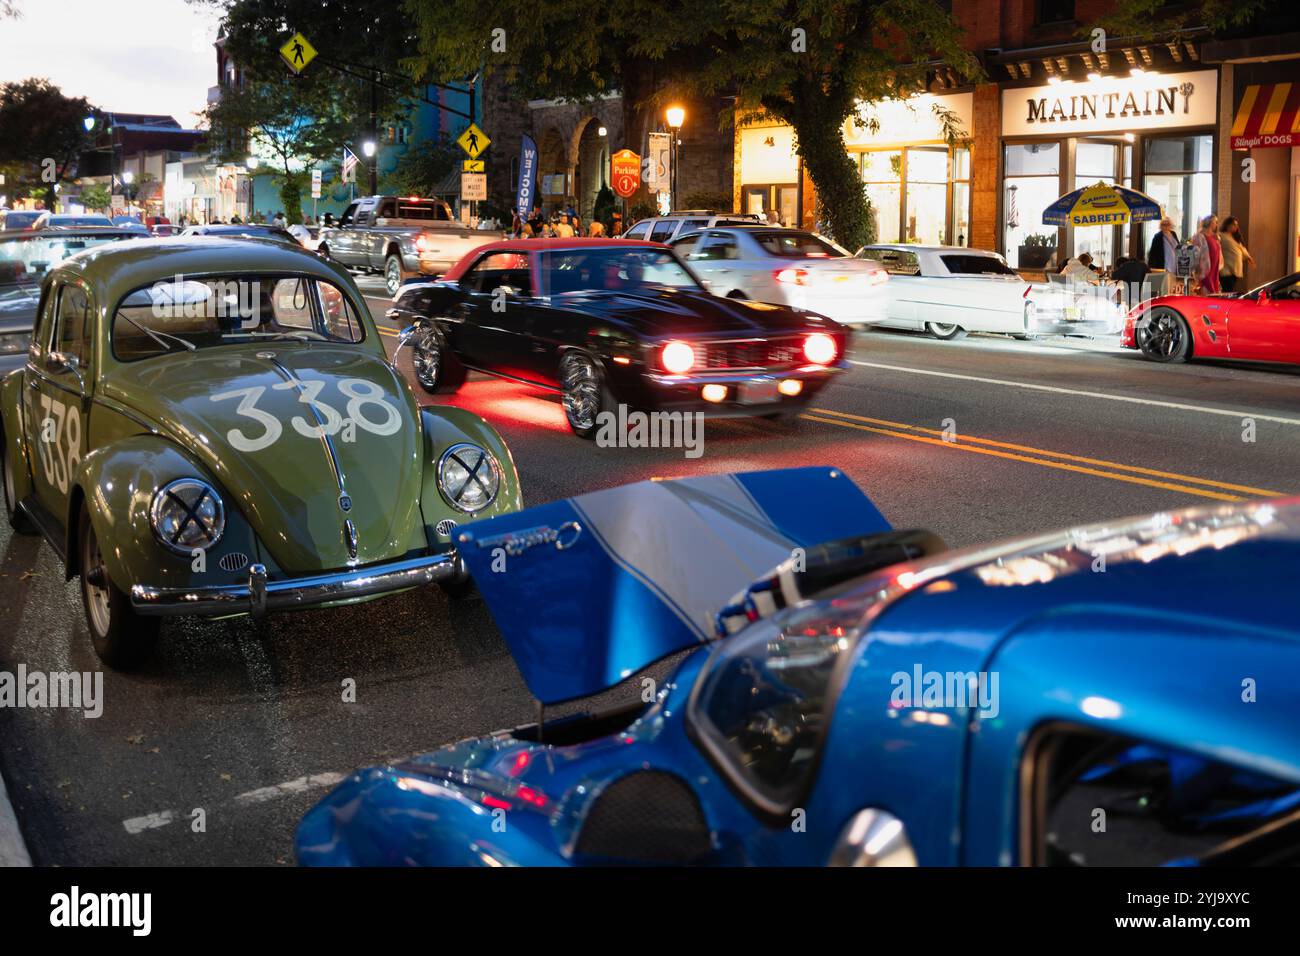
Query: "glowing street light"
361 140 376 157
83 115 96 132
665 106 685 130
665 106 685 211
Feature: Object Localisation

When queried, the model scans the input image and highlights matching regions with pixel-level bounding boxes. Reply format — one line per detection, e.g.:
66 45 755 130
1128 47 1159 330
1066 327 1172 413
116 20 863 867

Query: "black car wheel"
1136 307 1192 363
560 351 612 439
384 254 404 296
410 326 465 394
925 321 966 340
2 436 35 534
78 508 158 669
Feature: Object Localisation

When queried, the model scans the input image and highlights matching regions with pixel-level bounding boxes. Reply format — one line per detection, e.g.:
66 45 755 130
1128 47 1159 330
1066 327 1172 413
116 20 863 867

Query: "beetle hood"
455 468 891 704
99 344 426 573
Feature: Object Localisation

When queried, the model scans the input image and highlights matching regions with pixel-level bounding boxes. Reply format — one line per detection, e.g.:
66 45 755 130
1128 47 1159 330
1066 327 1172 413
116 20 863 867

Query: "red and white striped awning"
1231 83 1300 150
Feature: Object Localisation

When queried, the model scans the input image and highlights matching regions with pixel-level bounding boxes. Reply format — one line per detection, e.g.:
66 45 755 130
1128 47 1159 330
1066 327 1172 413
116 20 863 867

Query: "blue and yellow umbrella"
1043 182 1163 227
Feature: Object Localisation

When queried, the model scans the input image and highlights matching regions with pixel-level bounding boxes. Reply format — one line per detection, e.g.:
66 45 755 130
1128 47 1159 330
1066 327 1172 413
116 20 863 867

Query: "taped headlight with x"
150 479 226 554
437 443 500 514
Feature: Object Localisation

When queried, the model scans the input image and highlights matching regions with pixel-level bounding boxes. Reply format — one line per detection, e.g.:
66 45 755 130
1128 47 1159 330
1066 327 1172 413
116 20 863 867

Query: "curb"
0 766 32 867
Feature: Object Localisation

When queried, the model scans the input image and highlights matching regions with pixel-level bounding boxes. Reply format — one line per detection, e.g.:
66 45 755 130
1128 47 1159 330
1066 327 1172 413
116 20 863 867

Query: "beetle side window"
55 283 93 367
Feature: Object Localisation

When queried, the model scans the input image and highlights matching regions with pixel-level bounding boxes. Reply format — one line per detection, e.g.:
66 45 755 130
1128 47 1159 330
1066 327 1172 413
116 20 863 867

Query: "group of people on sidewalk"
510 205 619 239
1146 213 1256 294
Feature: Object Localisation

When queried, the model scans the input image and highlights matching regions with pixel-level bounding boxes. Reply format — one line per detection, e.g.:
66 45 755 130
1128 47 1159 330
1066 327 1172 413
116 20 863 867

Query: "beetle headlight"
150 478 226 555
437 443 500 514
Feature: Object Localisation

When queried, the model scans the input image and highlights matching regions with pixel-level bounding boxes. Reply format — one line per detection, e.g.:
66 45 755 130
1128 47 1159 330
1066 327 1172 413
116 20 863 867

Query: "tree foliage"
0 78 95 209
381 135 460 197
1096 0 1296 40
402 0 980 249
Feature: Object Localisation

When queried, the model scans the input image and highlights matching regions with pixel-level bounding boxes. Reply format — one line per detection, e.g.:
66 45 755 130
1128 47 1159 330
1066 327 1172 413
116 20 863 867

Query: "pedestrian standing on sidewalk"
1146 216 1179 271
588 220 606 237
1192 214 1221 294
1218 216 1255 293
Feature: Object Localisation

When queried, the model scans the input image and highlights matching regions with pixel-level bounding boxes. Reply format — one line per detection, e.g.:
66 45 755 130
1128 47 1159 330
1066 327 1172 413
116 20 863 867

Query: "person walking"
1218 216 1255 293
1192 214 1221 294
1146 216 1180 271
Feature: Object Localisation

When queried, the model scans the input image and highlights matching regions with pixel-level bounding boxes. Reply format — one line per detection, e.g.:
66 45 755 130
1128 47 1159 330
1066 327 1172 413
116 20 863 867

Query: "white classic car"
670 227 889 326
854 245 1123 339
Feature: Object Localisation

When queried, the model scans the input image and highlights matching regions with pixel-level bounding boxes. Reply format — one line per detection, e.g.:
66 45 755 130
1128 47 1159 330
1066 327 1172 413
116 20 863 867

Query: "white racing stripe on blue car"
571 474 797 641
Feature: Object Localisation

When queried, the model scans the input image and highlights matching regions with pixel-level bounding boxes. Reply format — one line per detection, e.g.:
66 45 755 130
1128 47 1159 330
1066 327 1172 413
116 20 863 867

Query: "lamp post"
246 155 258 221
362 139 377 195
665 106 685 212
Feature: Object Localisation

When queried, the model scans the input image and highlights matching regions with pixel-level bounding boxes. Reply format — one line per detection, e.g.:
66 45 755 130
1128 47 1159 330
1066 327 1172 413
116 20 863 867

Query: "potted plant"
1018 233 1057 269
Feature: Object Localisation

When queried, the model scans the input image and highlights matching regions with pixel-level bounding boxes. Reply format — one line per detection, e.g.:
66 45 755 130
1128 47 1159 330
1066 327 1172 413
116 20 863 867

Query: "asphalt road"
2 274 1297 865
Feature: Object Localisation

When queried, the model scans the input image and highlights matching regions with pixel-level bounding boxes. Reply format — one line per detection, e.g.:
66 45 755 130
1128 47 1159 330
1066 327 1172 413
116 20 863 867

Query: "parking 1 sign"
611 150 640 199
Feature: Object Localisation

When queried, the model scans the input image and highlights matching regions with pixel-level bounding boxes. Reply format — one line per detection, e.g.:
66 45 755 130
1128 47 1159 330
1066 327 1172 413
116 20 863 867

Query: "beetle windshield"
112 274 367 360
538 247 704 296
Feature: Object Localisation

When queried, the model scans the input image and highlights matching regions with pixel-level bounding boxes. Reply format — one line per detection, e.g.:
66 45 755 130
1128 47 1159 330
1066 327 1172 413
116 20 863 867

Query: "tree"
403 0 979 250
79 183 111 212
0 79 95 210
1096 0 1298 39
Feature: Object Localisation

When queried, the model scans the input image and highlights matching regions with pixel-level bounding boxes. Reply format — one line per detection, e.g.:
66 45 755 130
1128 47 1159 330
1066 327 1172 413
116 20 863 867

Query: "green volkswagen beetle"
0 236 522 667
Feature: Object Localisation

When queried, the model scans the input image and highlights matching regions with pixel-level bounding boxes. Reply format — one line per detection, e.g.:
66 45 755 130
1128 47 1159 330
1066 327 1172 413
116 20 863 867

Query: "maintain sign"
1003 70 1217 137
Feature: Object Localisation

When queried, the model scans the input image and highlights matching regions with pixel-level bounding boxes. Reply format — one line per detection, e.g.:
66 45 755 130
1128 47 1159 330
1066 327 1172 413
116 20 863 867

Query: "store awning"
1230 83 1300 150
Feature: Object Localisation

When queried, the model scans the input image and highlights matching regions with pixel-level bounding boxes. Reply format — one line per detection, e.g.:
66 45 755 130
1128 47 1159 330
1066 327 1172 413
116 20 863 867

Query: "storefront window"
861 150 902 244
1004 142 1060 269
905 147 948 244
951 147 971 247
1074 141 1119 268
1143 135 1213 248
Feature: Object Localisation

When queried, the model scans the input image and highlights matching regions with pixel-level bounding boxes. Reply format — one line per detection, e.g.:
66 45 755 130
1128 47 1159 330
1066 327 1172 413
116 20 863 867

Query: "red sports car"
1122 271 1300 365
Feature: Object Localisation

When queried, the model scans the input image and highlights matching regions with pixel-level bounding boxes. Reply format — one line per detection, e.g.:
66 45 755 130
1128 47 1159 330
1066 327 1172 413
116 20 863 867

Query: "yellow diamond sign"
456 123 490 160
280 32 317 74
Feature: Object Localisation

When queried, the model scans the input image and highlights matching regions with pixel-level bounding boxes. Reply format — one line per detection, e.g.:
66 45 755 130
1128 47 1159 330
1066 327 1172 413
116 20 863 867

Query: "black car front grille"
701 338 802 370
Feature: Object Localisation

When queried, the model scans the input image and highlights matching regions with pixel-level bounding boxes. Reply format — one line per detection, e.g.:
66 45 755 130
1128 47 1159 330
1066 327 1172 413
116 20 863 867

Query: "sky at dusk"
0 0 225 127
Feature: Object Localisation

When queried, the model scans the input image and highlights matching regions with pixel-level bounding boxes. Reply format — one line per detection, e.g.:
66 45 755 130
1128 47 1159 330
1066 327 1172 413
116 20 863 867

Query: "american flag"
341 146 359 184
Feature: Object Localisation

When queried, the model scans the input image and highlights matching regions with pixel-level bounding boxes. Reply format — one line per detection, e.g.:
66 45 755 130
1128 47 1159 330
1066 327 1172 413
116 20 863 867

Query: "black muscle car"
387 238 849 437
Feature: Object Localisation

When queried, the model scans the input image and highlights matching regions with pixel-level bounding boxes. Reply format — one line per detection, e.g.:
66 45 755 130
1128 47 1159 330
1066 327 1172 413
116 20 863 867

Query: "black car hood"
552 287 826 337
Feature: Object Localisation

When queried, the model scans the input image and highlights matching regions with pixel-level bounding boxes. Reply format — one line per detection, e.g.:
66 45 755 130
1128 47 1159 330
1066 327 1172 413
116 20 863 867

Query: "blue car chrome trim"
130 551 458 617
463 521 582 555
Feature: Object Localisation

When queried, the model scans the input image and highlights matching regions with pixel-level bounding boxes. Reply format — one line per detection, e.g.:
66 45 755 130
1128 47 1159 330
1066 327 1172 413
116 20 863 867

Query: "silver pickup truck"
317 195 499 295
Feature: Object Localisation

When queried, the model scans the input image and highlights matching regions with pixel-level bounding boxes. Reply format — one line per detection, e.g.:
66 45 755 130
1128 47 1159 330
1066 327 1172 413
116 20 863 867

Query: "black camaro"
388 238 850 437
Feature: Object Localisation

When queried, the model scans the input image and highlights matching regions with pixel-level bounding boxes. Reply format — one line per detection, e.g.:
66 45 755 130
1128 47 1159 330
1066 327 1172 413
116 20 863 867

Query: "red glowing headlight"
661 340 696 374
803 332 837 365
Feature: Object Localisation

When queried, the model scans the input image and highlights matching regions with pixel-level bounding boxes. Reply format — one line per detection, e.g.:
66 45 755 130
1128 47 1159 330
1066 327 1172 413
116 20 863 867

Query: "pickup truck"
317 195 499 295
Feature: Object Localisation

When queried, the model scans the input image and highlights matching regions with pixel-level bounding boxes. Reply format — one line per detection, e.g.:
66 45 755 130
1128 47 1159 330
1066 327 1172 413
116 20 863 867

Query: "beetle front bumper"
130 551 461 618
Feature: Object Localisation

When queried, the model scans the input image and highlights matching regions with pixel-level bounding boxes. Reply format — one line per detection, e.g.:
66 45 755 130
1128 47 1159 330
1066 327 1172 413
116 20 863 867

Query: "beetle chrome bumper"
130 552 461 618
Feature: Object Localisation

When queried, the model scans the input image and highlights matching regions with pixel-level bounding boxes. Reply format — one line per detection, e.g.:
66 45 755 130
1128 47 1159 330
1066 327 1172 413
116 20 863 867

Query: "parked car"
621 210 762 243
391 238 849 437
1122 271 1300 366
298 469 1300 867
854 244 1123 340
317 195 496 296
180 223 298 245
149 223 180 237
0 237 522 667
671 226 888 326
0 209 45 231
0 228 144 375
34 213 115 229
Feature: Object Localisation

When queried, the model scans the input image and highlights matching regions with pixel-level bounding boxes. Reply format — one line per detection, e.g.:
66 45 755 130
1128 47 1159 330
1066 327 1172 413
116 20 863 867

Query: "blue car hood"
455 467 890 704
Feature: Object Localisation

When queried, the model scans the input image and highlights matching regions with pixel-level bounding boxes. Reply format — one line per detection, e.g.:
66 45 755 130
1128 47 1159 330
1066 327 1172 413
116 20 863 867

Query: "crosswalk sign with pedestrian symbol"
456 123 490 160
280 32 317 74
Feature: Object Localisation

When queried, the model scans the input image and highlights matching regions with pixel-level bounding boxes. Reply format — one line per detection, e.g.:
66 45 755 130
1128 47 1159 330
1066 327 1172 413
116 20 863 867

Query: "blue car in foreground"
297 469 1300 866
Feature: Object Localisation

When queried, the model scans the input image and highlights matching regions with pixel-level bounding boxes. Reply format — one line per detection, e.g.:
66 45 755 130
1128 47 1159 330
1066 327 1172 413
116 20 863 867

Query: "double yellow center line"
802 408 1287 502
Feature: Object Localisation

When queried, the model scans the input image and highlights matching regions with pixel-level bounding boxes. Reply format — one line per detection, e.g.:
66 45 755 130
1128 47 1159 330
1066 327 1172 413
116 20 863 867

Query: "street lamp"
665 106 685 212
362 140 377 195
246 156 258 221
83 115 95 133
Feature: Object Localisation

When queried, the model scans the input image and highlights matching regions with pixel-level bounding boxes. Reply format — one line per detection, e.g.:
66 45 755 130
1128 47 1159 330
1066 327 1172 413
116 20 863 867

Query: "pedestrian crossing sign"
457 123 490 160
280 32 317 74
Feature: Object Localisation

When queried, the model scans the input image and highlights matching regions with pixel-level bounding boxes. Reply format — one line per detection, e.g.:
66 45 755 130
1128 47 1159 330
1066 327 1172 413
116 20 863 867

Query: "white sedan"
855 244 1123 339
670 227 888 325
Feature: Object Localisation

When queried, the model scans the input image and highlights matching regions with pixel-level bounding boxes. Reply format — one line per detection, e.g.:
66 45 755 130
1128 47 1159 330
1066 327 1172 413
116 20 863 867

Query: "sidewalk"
0 767 32 866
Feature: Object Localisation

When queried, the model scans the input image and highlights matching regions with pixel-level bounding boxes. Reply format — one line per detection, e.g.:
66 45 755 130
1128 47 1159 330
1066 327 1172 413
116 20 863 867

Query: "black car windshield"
940 253 1017 276
538 247 704 295
752 230 845 258
112 274 367 360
